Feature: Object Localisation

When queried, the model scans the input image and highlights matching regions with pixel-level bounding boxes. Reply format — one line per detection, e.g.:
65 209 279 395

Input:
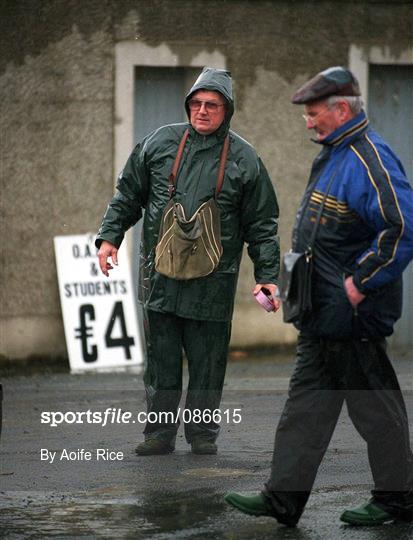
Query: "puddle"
0 488 227 538
2 487 413 539
182 467 252 478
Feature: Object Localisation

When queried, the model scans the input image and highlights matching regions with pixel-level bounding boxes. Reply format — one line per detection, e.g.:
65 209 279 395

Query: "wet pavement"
1 350 412 539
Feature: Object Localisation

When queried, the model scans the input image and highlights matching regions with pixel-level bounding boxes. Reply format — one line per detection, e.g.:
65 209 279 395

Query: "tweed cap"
292 66 361 104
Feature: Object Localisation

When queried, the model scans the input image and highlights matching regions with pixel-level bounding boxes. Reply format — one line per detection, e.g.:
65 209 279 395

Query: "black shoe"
135 439 174 455
191 439 217 455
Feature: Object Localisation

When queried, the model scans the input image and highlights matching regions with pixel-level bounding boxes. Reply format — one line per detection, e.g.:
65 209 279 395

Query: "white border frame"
114 42 226 179
114 42 226 254
349 44 413 109
349 44 413 348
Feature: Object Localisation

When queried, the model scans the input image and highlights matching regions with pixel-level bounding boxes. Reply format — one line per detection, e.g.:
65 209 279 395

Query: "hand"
344 276 365 308
97 241 118 277
253 283 281 312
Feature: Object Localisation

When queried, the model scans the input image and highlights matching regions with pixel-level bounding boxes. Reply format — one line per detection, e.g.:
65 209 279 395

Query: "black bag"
279 249 313 323
279 165 340 324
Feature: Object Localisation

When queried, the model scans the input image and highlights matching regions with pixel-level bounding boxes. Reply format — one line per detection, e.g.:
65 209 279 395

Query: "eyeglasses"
302 106 331 124
188 99 225 113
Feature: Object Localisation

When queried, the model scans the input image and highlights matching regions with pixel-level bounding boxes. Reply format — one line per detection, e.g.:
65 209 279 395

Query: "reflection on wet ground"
1 354 412 538
1 487 413 539
1 488 224 538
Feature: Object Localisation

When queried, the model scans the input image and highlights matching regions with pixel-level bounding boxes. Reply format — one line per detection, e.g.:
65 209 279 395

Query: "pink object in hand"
254 289 275 312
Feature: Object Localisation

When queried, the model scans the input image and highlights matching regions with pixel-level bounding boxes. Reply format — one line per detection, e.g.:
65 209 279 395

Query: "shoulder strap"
307 164 341 251
168 129 190 197
168 130 230 199
216 134 230 196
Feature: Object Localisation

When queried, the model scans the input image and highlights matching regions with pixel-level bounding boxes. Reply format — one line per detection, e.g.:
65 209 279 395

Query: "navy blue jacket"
294 111 413 338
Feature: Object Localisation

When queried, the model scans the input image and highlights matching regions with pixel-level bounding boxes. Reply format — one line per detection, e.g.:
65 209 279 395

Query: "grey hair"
327 95 364 115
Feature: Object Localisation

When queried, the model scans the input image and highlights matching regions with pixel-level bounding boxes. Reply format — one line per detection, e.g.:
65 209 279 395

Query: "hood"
185 67 234 128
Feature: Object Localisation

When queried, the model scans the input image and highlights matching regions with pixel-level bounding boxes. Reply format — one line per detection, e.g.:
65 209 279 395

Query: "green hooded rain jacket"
96 67 279 321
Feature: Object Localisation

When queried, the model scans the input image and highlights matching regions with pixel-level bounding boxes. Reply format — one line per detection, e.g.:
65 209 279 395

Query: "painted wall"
1 0 412 358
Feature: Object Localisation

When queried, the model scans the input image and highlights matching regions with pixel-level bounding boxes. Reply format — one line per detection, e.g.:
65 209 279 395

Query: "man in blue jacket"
225 67 413 526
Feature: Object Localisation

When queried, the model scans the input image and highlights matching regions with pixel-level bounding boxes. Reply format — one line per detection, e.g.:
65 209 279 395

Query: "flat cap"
292 66 361 104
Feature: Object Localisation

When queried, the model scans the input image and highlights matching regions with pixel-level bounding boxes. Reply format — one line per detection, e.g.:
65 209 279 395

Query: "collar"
314 110 369 148
189 119 229 147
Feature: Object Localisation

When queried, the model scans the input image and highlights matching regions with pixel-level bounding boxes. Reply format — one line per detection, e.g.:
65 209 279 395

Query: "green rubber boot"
225 491 299 527
191 439 217 455
135 439 174 456
340 500 395 526
224 492 272 517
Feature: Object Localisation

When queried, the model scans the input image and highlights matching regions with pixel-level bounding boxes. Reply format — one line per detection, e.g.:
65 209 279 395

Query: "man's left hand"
253 283 281 312
344 276 365 307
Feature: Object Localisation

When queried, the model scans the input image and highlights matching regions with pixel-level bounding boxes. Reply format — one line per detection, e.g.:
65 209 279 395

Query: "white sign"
54 234 143 372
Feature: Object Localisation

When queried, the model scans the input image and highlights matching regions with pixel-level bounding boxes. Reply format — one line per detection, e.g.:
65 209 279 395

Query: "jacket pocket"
354 280 402 338
302 276 354 338
176 271 238 321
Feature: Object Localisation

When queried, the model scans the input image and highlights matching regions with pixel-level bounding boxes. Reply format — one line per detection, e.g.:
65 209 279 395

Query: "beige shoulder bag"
155 129 229 280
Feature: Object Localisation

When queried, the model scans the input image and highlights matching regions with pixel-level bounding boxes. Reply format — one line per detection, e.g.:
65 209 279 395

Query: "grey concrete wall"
1 8 115 358
1 0 412 359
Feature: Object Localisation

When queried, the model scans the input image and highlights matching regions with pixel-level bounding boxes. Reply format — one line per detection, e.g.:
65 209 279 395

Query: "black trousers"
264 335 413 522
142 309 231 444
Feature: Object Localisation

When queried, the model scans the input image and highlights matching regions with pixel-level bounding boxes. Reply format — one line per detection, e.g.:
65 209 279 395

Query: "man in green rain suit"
96 67 280 455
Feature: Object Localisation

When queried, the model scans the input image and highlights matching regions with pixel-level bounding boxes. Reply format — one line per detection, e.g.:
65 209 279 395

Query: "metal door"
368 65 413 348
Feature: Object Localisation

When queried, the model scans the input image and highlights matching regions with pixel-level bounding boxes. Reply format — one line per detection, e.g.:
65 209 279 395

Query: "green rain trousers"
143 309 231 444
